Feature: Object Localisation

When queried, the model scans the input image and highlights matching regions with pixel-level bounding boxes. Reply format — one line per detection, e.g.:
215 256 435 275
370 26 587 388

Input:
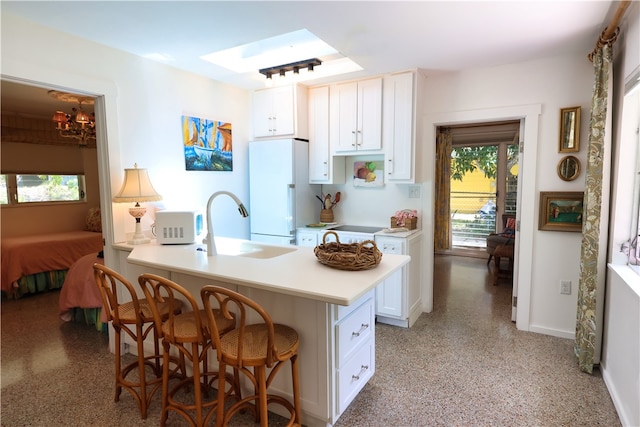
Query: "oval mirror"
557 155 581 181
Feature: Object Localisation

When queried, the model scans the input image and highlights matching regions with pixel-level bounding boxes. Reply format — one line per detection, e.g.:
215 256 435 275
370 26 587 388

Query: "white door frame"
1 62 122 270
423 104 541 331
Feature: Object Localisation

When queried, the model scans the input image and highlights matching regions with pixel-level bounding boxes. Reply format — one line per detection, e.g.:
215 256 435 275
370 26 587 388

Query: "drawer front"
336 298 374 366
336 289 374 321
337 341 374 413
296 231 318 247
375 238 405 254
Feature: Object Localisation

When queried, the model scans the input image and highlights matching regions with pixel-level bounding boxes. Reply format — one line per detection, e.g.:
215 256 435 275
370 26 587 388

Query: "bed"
59 252 106 331
1 230 104 299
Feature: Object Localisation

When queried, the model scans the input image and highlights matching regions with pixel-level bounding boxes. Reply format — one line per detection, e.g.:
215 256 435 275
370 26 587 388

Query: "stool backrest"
138 274 204 344
93 263 143 324
201 285 278 367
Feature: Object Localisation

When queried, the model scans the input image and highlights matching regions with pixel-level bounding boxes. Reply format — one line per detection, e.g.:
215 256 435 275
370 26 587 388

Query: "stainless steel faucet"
205 191 249 256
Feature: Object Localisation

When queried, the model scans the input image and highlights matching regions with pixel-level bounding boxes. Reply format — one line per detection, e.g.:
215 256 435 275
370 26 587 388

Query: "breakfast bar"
122 237 410 426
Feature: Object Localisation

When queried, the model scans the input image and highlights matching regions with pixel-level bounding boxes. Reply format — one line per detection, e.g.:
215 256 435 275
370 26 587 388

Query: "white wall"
1 13 252 253
601 3 640 426
421 54 594 336
2 8 633 344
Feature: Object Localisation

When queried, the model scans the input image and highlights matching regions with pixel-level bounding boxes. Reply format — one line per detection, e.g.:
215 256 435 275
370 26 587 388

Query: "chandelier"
48 90 96 145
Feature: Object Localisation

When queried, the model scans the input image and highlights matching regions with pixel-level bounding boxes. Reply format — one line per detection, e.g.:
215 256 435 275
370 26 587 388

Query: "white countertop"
298 224 422 239
123 238 410 306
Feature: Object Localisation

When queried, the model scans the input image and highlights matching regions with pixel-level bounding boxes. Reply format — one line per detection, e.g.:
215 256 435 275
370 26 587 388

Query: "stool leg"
136 323 148 418
256 366 268 427
493 256 500 285
160 341 171 427
114 326 122 402
191 342 203 426
216 361 227 427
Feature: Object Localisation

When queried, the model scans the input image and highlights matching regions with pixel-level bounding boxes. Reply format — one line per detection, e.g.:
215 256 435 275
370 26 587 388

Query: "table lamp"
113 163 162 244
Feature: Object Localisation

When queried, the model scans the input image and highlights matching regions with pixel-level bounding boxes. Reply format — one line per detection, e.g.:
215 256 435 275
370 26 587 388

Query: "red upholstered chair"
486 214 516 284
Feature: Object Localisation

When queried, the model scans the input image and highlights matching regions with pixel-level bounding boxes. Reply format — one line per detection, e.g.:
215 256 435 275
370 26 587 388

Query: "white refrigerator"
249 138 319 245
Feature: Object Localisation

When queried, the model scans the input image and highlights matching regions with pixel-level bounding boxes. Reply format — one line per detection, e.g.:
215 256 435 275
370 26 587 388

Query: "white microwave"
154 210 204 244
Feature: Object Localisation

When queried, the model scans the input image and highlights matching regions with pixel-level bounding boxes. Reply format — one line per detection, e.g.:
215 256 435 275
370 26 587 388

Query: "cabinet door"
271 85 295 136
333 81 359 152
375 237 405 318
253 89 274 137
357 78 383 151
309 86 331 182
384 72 414 182
253 86 295 137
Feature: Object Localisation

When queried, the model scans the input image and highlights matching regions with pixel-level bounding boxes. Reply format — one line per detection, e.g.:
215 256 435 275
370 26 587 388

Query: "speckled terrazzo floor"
1 255 620 426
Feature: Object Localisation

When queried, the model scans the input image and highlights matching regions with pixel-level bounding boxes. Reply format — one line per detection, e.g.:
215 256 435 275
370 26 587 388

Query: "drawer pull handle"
352 365 369 381
352 323 369 337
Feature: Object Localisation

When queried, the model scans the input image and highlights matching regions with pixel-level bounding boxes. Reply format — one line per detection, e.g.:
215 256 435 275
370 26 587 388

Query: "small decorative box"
390 216 417 230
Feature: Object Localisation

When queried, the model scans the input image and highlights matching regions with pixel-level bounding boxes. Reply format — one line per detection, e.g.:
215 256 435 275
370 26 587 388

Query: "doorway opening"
436 120 519 258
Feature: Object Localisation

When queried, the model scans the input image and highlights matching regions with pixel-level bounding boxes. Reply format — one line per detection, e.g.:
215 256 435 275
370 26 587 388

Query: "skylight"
200 29 361 84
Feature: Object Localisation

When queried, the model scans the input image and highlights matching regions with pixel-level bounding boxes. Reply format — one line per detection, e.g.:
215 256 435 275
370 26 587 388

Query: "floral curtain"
434 131 452 251
575 45 613 374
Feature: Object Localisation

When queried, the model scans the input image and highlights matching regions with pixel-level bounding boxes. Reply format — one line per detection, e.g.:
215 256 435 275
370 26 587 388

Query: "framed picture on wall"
538 191 584 232
558 106 581 153
353 160 384 187
182 115 233 171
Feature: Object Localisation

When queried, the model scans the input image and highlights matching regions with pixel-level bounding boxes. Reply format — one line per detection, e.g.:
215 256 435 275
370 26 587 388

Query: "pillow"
500 217 516 236
85 207 102 232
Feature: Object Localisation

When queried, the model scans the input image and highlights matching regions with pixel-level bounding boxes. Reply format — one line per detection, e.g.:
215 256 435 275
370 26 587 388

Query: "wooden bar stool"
201 285 301 427
93 264 183 419
138 274 237 426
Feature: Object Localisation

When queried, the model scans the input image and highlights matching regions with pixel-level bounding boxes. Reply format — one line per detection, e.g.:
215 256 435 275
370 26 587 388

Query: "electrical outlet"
560 280 571 295
408 185 421 199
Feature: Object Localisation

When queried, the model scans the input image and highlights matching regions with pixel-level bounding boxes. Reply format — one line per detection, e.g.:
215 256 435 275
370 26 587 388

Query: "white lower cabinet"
374 231 423 327
332 290 375 419
112 245 377 427
296 228 319 247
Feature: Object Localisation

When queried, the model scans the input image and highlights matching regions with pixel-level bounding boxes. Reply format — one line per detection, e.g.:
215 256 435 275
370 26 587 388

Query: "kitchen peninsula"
116 238 410 426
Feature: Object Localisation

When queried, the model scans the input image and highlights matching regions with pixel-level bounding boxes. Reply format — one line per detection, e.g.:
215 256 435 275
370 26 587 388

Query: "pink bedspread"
59 253 105 322
1 231 103 293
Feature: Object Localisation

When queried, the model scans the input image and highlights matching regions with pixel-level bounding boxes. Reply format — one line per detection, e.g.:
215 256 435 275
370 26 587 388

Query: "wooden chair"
92 264 183 419
201 285 301 427
486 214 516 265
486 214 516 285
138 274 236 426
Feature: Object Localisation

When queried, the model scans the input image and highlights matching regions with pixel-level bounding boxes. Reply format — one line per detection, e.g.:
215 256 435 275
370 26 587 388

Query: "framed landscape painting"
182 115 233 171
538 191 584 232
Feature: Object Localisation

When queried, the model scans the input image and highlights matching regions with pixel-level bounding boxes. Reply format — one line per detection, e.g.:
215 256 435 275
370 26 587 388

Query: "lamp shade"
52 111 67 123
75 109 90 124
112 164 162 203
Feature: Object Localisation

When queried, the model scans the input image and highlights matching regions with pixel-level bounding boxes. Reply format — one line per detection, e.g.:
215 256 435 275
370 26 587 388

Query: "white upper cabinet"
383 71 415 182
252 85 307 138
331 78 383 154
308 86 345 184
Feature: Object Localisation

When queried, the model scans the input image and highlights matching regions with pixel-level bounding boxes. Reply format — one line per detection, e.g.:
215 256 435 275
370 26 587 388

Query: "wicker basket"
314 231 382 271
320 209 334 223
390 216 417 230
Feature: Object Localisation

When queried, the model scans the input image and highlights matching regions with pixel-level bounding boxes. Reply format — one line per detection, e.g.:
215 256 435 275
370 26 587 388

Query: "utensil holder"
320 209 334 223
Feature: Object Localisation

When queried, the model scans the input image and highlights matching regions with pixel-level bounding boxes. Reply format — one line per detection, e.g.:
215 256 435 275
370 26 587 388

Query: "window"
623 77 640 273
0 175 7 205
0 174 86 205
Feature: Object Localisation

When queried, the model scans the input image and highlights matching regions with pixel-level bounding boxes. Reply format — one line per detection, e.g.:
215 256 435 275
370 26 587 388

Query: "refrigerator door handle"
287 184 296 234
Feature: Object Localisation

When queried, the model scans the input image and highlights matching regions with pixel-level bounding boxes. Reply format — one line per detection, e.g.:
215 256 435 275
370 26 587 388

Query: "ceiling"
1 1 616 122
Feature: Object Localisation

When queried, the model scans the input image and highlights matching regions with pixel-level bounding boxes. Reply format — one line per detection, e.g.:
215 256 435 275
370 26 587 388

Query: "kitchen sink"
194 237 296 259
